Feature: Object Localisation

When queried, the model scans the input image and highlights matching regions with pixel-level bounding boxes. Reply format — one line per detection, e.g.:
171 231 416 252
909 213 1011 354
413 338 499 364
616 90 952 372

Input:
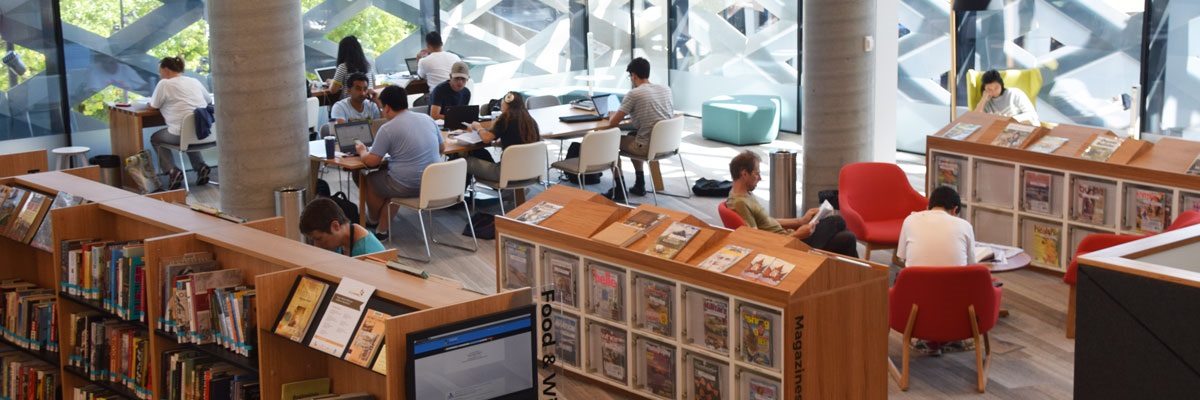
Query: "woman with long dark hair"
327 35 374 98
466 92 541 182
147 56 213 189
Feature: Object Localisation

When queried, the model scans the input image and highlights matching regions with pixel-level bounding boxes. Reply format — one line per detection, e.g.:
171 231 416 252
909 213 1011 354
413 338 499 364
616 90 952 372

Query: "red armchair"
888 265 1002 392
838 162 928 257
1063 210 1200 338
717 201 746 229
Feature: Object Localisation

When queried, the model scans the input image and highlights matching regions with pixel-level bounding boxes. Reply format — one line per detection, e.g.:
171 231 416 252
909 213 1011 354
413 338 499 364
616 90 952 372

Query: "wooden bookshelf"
495 186 889 400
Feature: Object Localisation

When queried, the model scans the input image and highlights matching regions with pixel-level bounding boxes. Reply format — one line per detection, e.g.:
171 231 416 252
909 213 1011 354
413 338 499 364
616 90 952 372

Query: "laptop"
559 94 616 123
405 57 420 75
314 66 337 83
443 105 481 131
332 120 374 153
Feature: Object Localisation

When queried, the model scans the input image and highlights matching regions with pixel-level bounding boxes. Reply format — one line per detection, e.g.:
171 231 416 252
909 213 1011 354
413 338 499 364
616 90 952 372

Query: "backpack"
463 212 496 240
691 178 733 197
564 142 602 185
316 178 359 223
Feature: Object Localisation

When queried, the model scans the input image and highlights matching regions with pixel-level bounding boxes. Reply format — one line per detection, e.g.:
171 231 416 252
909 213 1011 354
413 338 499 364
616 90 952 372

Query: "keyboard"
559 114 604 123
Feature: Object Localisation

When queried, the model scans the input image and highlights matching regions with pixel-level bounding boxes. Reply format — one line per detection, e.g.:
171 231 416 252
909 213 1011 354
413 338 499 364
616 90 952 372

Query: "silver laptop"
405 57 420 75
314 66 337 82
332 120 374 153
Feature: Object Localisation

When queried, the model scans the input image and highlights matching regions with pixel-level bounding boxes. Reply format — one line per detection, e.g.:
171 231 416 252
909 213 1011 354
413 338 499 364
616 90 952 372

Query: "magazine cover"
646 222 701 260
748 376 780 400
1032 225 1061 266
641 278 672 336
935 158 960 191
741 306 773 368
1027 136 1069 154
502 240 532 289
4 191 48 242
1184 195 1200 213
590 264 625 321
0 186 28 230
756 257 796 286
1134 189 1169 233
1075 182 1106 225
29 191 86 252
702 296 729 354
644 340 675 398
553 314 579 367
342 308 390 367
1080 136 1124 162
692 357 721 400
697 245 752 272
599 325 627 382
1024 171 1052 214
623 210 667 230
546 252 578 307
939 122 981 140
514 201 562 224
990 123 1037 148
740 254 774 282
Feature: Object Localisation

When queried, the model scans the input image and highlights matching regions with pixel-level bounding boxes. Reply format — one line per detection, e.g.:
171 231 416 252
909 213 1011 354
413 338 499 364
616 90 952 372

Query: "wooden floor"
185 118 1075 399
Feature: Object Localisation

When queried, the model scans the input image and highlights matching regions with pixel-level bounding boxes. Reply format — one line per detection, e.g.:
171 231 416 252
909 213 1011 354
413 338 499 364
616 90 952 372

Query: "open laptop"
559 94 616 123
405 57 420 75
314 66 337 83
332 120 374 153
443 105 481 131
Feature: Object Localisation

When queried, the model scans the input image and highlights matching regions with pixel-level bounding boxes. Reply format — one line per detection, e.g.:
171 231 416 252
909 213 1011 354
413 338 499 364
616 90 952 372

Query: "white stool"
51 146 90 170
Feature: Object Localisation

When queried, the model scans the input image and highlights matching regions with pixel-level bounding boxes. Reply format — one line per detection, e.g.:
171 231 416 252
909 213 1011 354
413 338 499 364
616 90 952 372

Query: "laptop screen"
444 105 481 130
314 67 337 82
591 94 617 116
405 57 420 74
333 120 374 153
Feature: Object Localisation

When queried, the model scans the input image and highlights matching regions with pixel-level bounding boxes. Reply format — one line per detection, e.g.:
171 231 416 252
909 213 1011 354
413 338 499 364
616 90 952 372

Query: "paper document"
807 200 835 227
454 131 483 145
309 277 376 357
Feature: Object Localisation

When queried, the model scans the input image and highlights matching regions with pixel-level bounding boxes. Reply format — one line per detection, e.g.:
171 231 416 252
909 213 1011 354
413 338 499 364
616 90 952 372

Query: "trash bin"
89 155 122 188
274 187 306 242
769 149 797 218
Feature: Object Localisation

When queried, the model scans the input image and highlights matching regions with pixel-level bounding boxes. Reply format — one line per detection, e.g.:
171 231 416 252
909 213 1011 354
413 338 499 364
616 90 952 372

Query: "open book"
973 243 1022 263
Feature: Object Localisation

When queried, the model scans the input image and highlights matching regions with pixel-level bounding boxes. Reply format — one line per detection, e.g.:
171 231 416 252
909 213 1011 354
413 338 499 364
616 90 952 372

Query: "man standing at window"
605 57 673 201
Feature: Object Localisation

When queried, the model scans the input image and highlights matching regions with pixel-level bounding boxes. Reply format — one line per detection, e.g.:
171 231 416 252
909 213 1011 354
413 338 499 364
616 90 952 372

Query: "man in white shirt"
897 186 976 267
416 31 461 89
330 73 380 123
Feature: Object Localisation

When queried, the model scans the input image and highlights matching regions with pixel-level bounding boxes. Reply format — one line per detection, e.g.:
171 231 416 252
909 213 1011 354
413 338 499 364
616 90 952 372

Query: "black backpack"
564 142 602 185
463 212 496 240
691 178 733 197
316 179 359 223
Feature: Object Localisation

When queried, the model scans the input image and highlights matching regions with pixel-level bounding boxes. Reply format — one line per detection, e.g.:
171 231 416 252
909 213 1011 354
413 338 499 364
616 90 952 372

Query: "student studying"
300 197 385 257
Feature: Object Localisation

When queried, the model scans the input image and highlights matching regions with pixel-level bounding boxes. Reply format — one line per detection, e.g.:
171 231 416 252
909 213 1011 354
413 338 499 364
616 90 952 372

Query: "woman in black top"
467 91 540 182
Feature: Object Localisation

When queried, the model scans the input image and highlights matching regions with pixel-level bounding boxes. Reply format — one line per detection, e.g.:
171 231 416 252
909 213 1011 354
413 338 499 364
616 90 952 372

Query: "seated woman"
974 69 1040 125
147 56 213 189
466 91 540 182
299 198 385 257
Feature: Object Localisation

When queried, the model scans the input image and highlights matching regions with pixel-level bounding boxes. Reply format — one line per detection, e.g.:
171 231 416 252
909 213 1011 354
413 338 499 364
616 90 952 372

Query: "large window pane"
896 0 952 153
1144 1 1200 139
303 0 420 76
1 0 68 144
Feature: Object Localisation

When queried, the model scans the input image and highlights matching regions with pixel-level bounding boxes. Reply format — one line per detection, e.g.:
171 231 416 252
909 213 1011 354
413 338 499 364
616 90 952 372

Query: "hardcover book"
702 296 729 354
4 191 50 243
938 122 981 140
644 340 675 398
599 325 627 382
645 222 701 260
553 314 579 367
1134 189 1169 233
589 264 625 321
623 210 668 231
514 201 562 225
370 343 388 374
343 308 390 368
1080 136 1124 162
935 158 960 191
592 223 646 247
274 276 331 342
1024 171 1052 214
990 123 1037 148
1028 135 1069 154
545 251 578 307
29 191 85 252
692 357 721 400
747 375 780 400
1074 182 1106 225
1031 225 1061 266
697 245 752 273
0 186 29 233
640 278 672 336
741 306 773 368
502 239 533 289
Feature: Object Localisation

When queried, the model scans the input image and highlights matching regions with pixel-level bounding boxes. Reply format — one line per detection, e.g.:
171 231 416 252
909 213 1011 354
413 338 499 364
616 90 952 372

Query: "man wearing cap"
429 61 472 121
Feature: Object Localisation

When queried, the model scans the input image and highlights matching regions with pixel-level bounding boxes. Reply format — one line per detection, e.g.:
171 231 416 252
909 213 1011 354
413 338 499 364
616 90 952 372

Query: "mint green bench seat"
701 95 781 145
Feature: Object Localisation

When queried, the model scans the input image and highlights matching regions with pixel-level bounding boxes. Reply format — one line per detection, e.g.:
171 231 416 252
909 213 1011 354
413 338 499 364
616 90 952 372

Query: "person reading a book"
466 91 540 183
725 151 858 257
300 198 386 257
896 185 976 267
974 69 1040 125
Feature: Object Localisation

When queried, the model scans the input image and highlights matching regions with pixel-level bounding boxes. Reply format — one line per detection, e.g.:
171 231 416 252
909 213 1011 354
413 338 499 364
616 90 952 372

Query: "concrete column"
801 0 877 208
210 0 309 219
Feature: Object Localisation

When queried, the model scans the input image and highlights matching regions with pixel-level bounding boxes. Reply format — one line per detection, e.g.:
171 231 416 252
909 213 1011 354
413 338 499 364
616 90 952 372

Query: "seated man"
725 151 858 257
355 85 444 238
605 57 673 200
974 69 1040 125
299 197 385 256
416 31 461 89
896 185 976 267
428 61 472 121
330 72 380 123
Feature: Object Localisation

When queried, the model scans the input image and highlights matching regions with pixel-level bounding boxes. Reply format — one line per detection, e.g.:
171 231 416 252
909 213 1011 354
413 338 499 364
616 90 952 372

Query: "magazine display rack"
494 185 890 400
927 111 1200 272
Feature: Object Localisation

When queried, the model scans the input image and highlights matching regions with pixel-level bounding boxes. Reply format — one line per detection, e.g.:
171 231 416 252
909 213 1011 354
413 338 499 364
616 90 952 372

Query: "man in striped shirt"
605 57 674 201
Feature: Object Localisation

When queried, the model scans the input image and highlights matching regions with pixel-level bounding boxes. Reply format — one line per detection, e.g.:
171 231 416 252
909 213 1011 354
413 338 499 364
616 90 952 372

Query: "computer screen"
333 120 373 153
406 306 537 400
591 94 618 116
314 67 337 82
405 57 420 74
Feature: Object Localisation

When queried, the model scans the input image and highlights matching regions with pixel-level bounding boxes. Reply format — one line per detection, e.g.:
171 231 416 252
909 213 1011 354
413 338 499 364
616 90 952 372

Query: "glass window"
1 0 68 142
896 0 952 153
304 0 420 76
1143 1 1200 139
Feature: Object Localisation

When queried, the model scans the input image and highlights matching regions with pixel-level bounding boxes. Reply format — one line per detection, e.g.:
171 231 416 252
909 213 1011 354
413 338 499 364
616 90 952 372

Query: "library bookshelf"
494 185 890 400
927 111 1200 273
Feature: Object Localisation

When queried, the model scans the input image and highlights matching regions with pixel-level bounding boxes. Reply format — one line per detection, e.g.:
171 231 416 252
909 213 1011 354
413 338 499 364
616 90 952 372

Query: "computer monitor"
314 66 337 83
406 305 537 400
332 120 374 153
443 105 481 130
405 57 420 75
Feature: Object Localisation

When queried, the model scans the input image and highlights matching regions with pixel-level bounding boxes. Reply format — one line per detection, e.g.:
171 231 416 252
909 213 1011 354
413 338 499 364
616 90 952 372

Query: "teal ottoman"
701 95 781 145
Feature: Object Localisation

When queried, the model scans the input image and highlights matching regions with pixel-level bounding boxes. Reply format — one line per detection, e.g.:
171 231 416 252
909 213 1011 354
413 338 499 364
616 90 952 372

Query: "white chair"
618 116 690 205
386 158 477 263
526 95 560 109
551 128 625 203
306 97 320 136
472 141 548 214
161 112 218 193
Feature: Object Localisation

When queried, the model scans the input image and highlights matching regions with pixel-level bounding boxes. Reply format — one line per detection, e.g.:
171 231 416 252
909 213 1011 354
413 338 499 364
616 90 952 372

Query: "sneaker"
912 340 943 356
604 187 627 202
195 165 211 186
168 169 185 190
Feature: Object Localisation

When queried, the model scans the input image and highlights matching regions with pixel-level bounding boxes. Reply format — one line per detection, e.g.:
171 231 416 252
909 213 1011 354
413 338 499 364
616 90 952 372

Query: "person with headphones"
467 91 540 183
975 69 1040 125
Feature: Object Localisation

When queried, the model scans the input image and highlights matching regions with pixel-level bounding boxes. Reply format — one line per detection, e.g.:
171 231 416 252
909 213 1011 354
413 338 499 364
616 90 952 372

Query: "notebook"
559 94 615 123
443 105 481 131
332 120 374 153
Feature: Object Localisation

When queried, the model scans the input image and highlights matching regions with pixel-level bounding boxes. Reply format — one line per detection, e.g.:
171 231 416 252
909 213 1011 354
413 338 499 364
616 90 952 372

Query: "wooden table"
108 103 166 187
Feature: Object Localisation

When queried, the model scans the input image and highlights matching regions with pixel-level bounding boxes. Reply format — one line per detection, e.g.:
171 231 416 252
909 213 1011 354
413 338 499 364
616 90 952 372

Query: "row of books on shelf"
157 252 256 357
161 349 259 400
61 239 147 322
0 185 85 251
0 280 57 355
272 276 404 374
66 312 151 400
0 344 59 400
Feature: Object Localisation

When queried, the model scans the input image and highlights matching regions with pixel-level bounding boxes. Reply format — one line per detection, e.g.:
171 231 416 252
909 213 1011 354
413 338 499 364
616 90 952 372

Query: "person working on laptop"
466 92 540 182
429 62 472 121
604 57 674 201
327 36 375 99
355 86 444 239
416 31 461 89
330 72 380 123
299 198 385 256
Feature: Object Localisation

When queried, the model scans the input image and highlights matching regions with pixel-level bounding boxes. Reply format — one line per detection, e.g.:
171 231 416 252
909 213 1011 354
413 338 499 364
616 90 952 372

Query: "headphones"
503 92 516 104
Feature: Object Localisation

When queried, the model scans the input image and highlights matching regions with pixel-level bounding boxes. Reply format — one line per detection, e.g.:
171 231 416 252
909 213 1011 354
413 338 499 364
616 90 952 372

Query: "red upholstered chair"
1063 210 1200 338
838 162 928 257
888 265 1002 392
717 201 746 230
